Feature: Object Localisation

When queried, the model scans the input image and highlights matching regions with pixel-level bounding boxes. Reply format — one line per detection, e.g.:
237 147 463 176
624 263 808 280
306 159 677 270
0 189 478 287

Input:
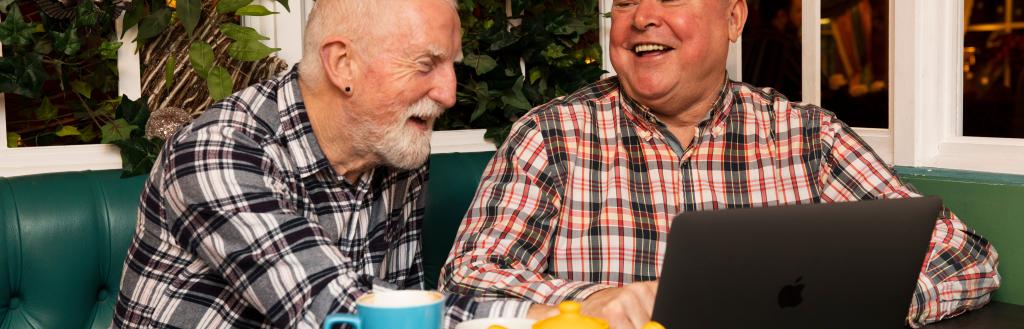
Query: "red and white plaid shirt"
440 77 1000 327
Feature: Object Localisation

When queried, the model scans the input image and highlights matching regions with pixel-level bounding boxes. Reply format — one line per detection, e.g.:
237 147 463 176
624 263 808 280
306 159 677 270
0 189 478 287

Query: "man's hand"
581 281 659 329
526 304 559 320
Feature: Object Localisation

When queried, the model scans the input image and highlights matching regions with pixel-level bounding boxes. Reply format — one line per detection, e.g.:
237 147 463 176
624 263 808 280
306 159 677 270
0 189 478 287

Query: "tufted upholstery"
5 154 1016 329
0 171 147 329
0 153 495 328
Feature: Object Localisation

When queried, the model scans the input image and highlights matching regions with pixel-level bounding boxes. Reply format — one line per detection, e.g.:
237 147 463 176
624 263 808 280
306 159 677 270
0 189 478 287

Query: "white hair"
298 0 457 86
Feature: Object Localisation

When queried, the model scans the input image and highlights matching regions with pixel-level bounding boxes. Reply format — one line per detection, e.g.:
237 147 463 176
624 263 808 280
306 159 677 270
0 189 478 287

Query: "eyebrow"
427 45 463 62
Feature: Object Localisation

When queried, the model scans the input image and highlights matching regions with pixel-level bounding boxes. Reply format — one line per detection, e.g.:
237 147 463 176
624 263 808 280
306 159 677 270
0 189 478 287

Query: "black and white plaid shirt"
113 67 531 329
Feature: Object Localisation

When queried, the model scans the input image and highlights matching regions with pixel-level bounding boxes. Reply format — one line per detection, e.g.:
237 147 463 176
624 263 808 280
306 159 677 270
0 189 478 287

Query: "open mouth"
408 115 432 131
632 43 674 57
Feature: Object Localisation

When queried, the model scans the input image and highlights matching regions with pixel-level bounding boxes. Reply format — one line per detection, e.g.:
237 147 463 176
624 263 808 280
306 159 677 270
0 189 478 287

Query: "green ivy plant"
0 1 128 149
440 0 605 144
123 0 288 100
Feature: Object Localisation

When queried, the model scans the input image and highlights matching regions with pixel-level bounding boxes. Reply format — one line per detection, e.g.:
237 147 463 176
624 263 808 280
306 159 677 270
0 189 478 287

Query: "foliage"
0 1 125 148
125 0 287 101
438 0 606 144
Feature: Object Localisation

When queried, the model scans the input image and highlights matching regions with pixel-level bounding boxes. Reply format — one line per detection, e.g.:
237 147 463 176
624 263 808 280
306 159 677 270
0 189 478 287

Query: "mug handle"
323 314 361 329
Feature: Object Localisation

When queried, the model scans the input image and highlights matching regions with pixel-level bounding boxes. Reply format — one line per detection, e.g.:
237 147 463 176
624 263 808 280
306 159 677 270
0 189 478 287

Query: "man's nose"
633 0 661 30
431 65 458 109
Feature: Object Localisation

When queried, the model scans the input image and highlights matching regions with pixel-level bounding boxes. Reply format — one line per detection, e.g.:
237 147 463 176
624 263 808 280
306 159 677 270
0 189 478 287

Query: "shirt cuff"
543 281 614 304
473 299 533 319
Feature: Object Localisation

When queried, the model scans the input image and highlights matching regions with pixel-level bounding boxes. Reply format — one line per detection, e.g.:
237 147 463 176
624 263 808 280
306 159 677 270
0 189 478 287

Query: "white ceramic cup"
454 317 536 329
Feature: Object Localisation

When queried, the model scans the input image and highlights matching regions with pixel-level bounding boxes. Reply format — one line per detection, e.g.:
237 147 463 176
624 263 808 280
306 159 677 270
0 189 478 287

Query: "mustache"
405 97 445 120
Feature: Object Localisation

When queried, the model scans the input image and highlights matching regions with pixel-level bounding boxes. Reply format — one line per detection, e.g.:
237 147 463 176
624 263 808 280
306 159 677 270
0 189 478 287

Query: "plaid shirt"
113 68 530 329
440 77 1001 327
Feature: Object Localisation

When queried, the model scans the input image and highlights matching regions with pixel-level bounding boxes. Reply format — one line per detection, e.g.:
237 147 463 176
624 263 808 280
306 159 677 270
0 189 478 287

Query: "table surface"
921 301 1024 329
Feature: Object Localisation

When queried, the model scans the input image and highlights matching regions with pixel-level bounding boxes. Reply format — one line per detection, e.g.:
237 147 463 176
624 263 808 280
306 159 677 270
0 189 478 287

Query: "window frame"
0 17 140 177
891 0 1024 175
3 0 1021 177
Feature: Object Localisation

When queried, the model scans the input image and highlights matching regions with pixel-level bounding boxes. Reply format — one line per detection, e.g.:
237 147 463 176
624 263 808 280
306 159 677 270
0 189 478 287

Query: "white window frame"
0 17 140 177
892 0 1024 175
4 0 1021 177
803 0 896 164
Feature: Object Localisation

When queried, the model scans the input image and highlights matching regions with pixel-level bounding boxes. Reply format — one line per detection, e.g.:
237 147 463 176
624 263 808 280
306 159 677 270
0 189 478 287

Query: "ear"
319 36 358 94
727 0 749 42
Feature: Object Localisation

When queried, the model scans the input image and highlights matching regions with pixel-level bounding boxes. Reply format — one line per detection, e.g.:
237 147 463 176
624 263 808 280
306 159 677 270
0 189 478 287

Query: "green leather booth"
0 153 489 328
1 152 1021 328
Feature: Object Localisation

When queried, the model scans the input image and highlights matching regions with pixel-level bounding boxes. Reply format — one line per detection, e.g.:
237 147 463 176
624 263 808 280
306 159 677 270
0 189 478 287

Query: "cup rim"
356 290 444 309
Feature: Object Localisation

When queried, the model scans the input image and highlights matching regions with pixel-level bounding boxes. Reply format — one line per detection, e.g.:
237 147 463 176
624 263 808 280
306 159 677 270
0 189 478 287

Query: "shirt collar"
617 75 736 142
277 65 333 178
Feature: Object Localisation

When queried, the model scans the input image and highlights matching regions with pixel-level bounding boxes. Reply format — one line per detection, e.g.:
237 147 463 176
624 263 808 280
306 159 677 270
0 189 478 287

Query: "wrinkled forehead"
382 1 462 57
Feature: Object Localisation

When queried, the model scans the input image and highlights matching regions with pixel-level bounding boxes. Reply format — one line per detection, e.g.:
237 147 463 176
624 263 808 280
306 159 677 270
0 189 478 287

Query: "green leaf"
227 39 280 62
164 57 176 90
50 28 82 55
113 137 164 177
100 41 122 60
122 1 146 37
36 97 58 121
463 54 497 75
101 119 138 144
71 80 93 99
489 30 521 51
542 44 567 60
219 23 269 41
235 5 277 16
550 18 590 36
79 125 98 143
0 6 35 48
6 132 20 148
0 54 48 98
116 95 150 129
33 39 53 55
501 77 531 110
189 41 215 79
55 126 82 137
275 0 290 11
469 82 491 122
528 67 543 84
178 0 202 36
216 0 253 14
74 1 99 27
135 9 172 43
207 66 234 100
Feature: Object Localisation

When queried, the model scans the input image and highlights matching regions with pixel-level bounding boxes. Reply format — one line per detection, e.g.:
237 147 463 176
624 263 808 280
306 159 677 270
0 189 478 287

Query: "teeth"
634 44 667 53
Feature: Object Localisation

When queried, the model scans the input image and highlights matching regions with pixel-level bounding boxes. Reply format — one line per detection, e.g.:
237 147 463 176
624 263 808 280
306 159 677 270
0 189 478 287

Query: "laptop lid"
652 197 941 329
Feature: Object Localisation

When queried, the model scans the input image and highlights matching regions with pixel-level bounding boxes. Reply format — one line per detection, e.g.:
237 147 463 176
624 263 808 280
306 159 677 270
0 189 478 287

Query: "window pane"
820 0 889 129
963 0 1024 138
742 0 803 101
2 2 120 147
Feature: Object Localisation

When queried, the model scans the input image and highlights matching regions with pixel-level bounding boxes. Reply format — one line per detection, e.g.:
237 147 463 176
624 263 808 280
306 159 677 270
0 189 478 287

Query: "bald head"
298 0 457 85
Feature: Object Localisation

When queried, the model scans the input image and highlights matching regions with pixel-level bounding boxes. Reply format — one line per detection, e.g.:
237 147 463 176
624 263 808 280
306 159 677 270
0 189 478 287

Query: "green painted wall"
898 167 1024 306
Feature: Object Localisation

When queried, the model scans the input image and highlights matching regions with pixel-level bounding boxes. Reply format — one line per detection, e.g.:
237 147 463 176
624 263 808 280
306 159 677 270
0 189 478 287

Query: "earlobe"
320 36 356 95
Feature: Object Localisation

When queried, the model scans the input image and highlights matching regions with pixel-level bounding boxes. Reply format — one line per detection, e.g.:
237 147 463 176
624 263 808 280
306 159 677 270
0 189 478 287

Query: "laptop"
652 197 942 329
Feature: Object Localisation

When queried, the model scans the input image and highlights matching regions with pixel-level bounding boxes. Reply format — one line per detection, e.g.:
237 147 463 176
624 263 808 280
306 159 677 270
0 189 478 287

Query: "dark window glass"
742 0 803 101
820 0 889 129
963 0 1024 138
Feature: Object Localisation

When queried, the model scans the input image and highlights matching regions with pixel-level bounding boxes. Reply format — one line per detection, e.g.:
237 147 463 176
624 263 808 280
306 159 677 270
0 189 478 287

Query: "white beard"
372 97 443 170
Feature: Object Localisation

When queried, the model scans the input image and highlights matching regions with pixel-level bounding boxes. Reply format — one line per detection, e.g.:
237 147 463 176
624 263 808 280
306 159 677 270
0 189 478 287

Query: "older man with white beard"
111 0 546 328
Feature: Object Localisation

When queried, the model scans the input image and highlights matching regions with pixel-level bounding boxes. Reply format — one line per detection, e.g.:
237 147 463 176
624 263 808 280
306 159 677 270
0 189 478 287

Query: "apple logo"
777 276 805 308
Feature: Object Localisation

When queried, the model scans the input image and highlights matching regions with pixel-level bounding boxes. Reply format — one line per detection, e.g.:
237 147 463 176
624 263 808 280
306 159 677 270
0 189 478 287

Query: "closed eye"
613 0 637 9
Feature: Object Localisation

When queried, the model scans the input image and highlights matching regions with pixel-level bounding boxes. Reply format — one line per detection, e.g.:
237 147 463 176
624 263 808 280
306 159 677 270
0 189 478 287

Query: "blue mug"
323 290 444 329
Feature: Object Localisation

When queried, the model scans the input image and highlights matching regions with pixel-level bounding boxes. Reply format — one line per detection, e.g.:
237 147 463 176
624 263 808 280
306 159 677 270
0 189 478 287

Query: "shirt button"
713 126 724 136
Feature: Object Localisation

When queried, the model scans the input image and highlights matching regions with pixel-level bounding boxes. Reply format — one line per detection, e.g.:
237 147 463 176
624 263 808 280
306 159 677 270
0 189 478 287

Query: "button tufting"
97 289 110 301
9 297 21 309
